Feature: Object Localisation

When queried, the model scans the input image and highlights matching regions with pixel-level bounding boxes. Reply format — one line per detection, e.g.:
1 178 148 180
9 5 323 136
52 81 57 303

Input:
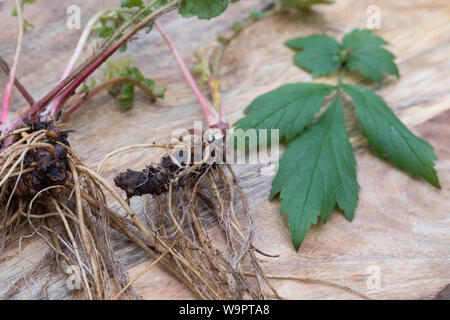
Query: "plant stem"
338 68 345 89
4 0 179 134
61 77 158 120
0 56 34 106
154 21 219 128
43 7 131 117
1 0 24 127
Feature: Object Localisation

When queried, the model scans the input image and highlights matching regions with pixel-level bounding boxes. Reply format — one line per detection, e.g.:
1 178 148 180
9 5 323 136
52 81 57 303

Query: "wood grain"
0 0 449 299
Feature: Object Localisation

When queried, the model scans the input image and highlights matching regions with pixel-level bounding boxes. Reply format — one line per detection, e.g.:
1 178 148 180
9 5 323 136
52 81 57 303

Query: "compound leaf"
179 0 238 20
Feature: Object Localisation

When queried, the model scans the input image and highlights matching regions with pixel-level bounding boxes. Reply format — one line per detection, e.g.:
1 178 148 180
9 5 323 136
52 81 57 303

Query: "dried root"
103 139 279 300
0 121 137 300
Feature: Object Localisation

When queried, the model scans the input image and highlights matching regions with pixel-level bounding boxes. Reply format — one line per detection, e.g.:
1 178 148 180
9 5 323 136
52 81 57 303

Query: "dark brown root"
14 120 70 198
0 122 138 300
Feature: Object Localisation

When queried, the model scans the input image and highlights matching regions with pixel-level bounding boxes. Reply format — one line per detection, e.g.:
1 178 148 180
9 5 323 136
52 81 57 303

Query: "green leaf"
271 95 358 249
179 0 238 20
286 35 342 78
281 0 334 9
120 0 143 8
99 26 114 38
117 83 135 110
234 83 335 144
342 29 399 83
343 84 439 187
102 58 165 109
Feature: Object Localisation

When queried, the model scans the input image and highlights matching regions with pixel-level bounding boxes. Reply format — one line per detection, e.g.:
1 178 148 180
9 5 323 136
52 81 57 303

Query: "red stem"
4 2 177 135
5 24 126 133
154 21 219 128
49 39 125 117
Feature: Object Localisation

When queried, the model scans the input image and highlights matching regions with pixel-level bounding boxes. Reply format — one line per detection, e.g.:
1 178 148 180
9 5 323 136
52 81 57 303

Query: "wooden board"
0 0 449 299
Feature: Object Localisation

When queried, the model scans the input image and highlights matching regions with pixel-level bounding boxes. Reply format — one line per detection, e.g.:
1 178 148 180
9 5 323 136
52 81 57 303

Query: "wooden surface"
0 0 449 299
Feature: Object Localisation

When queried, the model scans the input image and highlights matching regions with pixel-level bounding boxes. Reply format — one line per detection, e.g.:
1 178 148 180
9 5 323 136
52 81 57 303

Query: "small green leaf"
102 58 165 109
120 0 143 8
179 0 238 20
117 83 135 110
286 35 342 78
271 95 358 249
343 84 439 187
234 83 335 144
342 29 399 82
99 26 114 38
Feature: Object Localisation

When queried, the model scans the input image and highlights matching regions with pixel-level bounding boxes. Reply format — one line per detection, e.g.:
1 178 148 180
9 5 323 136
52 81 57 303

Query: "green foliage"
91 10 134 49
86 57 165 110
234 28 439 249
98 26 114 38
120 0 143 8
281 0 334 9
179 0 239 20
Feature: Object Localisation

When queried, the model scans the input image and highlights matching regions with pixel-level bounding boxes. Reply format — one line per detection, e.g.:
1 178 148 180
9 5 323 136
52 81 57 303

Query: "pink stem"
48 39 126 117
1 0 24 127
154 21 219 128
